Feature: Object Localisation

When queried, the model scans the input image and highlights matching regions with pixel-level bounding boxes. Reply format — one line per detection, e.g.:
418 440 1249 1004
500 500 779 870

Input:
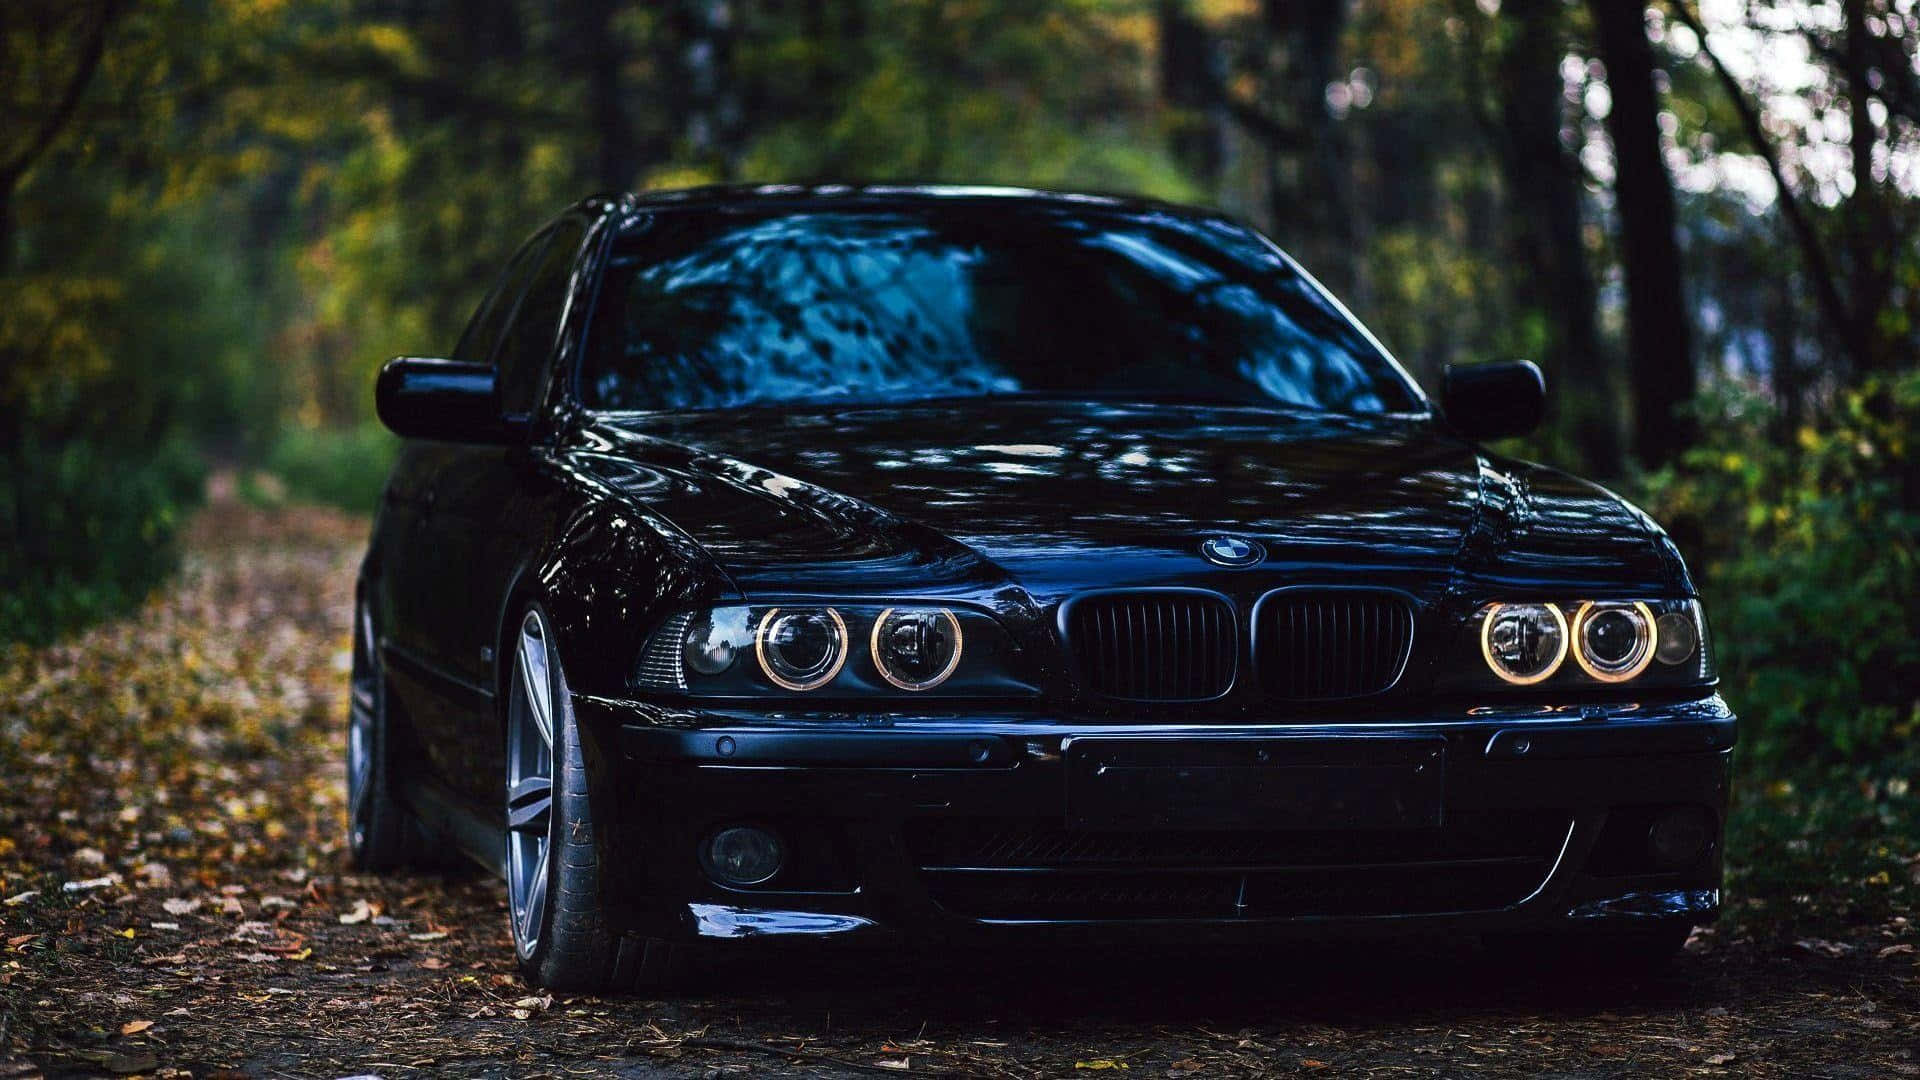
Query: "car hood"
569 400 1679 603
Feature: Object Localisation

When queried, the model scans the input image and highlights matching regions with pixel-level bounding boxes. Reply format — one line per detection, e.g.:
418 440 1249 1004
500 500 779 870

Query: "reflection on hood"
571 399 1671 601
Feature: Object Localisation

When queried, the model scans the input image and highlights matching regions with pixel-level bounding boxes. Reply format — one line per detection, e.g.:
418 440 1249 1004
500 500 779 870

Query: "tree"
1667 0 1919 387
1262 0 1356 293
1157 0 1227 188
0 0 123 274
1588 0 1695 467
1495 0 1620 475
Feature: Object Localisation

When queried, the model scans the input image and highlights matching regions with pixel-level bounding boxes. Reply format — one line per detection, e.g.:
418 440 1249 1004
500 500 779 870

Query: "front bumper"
575 695 1734 946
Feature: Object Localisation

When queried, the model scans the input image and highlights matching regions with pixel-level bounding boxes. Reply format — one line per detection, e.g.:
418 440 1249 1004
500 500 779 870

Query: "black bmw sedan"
352 185 1733 991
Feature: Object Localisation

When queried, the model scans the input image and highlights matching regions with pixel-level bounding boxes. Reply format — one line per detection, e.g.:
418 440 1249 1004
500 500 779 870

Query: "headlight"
870 607 963 691
1479 602 1569 685
755 607 849 691
1654 609 1699 666
632 602 1033 698
1462 598 1712 689
1570 601 1655 682
683 607 750 675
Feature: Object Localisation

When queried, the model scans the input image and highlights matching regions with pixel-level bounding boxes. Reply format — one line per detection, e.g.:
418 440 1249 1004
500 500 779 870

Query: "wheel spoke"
518 626 553 746
520 851 548 943
347 720 369 792
347 600 377 845
506 775 552 835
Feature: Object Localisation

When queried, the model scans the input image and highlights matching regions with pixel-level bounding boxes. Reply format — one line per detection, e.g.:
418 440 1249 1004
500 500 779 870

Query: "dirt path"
2 502 1916 1078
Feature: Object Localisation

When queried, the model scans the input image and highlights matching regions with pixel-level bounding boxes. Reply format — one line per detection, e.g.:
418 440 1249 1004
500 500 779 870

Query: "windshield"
581 206 1424 415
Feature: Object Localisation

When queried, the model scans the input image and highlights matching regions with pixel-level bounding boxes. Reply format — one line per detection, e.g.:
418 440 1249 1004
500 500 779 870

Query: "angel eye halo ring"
1571 600 1657 683
754 607 849 691
869 607 964 691
1478 602 1569 685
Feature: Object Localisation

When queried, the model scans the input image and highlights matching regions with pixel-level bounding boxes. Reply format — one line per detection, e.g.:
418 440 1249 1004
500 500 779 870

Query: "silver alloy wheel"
346 601 378 855
506 609 557 961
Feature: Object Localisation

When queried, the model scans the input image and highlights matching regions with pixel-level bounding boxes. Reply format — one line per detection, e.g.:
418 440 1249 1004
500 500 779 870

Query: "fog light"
1647 807 1714 870
702 825 785 887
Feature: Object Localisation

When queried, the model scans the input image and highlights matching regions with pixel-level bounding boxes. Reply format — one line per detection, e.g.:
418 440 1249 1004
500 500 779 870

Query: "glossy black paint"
374 357 524 443
361 185 1731 952
1440 360 1548 441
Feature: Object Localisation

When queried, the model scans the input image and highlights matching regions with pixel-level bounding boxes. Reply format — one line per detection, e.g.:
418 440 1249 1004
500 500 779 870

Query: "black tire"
506 605 688 993
1481 922 1693 973
347 595 419 871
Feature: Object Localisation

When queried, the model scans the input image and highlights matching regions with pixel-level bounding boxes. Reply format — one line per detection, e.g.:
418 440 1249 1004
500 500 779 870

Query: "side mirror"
375 357 525 443
1440 361 1545 441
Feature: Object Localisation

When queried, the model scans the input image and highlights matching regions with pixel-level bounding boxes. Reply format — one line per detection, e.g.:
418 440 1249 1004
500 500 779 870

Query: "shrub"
1636 373 1920 767
0 438 204 645
263 424 398 515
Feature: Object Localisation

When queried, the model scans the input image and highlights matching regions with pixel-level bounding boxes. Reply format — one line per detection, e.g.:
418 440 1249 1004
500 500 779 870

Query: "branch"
1805 33 1920 131
1217 91 1311 150
1664 0 1861 366
0 0 125 188
289 45 588 130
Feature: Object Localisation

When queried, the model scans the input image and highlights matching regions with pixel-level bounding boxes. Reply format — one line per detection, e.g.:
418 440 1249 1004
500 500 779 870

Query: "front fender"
532 494 737 698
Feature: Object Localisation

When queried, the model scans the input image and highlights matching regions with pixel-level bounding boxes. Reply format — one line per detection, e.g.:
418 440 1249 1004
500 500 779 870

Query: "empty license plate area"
1064 737 1445 832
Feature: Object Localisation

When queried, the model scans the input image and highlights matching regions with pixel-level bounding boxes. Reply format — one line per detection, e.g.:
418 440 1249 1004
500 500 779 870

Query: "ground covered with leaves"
2 501 1916 1078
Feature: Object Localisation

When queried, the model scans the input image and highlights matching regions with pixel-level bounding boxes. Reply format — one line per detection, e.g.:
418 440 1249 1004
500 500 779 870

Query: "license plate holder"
1064 737 1445 831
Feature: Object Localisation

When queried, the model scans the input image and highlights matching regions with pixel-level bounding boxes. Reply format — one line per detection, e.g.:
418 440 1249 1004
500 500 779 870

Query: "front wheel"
505 605 686 992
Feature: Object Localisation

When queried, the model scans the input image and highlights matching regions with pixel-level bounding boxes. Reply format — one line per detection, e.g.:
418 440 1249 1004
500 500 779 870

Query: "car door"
382 231 552 811
415 218 590 810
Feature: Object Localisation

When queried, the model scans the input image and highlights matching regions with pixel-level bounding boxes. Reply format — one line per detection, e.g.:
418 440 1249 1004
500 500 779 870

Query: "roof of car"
582 183 1232 223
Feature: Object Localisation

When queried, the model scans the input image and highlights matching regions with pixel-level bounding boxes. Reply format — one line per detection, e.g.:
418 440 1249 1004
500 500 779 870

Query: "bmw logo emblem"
1200 535 1265 568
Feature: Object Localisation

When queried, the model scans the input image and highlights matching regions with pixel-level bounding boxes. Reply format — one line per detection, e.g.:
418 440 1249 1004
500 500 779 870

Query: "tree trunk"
1260 0 1352 292
1157 0 1225 189
1842 0 1890 375
584 0 635 191
664 0 741 178
1770 270 1804 441
1497 0 1621 475
0 184 13 278
1588 0 1695 468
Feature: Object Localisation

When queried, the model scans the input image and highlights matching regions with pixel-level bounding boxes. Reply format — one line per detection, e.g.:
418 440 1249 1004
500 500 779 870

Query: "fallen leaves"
61 873 122 893
66 1050 158 1076
1796 938 1852 957
509 995 553 1020
0 499 1916 1080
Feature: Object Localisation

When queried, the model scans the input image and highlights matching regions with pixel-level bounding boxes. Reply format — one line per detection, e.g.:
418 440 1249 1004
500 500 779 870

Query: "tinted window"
495 222 586 414
582 208 1422 415
453 237 549 365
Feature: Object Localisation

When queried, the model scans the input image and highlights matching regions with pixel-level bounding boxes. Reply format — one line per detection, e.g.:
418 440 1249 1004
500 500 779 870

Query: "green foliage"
1637 373 1920 766
263 424 398 514
0 438 203 645
0 161 280 646
734 0 1198 202
1725 755 1920 942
